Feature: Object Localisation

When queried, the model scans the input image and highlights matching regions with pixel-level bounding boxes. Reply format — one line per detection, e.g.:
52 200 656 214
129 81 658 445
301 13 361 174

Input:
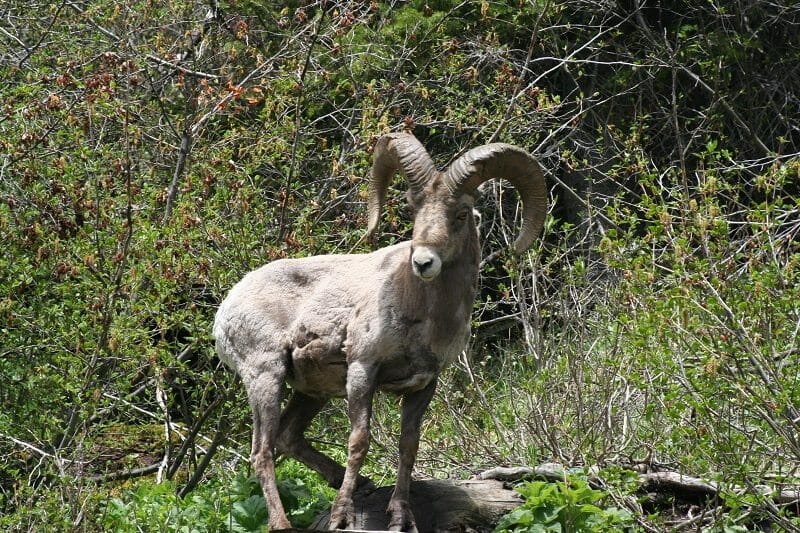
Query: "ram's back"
212 244 408 385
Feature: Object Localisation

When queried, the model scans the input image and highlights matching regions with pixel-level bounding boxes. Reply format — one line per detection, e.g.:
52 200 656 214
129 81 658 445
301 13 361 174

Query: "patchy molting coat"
212 132 547 531
214 232 479 401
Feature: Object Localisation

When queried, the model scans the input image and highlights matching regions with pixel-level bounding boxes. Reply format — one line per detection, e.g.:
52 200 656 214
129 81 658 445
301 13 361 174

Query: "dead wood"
478 464 800 511
307 479 522 533
638 471 800 508
274 464 799 533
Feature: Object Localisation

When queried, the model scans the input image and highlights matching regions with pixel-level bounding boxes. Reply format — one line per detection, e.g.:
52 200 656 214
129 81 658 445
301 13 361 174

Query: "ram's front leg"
329 361 377 530
387 379 437 532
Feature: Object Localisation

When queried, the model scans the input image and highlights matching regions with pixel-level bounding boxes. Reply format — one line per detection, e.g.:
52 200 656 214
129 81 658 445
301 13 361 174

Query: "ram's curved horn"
443 143 548 254
367 133 438 241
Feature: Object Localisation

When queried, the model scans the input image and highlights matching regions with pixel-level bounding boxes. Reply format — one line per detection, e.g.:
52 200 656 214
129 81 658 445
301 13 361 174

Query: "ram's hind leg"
246 360 291 530
277 391 375 491
276 392 344 486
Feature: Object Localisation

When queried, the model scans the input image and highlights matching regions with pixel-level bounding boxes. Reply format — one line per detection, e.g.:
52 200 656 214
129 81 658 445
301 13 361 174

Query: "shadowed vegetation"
1 1 798 530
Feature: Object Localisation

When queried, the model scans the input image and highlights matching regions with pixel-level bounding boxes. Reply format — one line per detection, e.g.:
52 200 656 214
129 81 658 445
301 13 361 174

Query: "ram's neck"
392 233 480 337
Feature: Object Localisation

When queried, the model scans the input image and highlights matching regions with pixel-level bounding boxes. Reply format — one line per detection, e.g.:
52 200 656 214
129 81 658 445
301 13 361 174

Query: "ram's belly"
286 308 351 397
287 342 348 397
376 352 441 394
377 370 437 394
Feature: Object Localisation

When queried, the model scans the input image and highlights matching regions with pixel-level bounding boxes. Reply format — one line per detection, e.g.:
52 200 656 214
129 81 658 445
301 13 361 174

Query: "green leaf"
230 495 268 532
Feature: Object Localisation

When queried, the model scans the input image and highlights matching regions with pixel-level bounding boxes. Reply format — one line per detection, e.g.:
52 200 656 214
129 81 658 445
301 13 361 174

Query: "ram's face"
409 185 476 282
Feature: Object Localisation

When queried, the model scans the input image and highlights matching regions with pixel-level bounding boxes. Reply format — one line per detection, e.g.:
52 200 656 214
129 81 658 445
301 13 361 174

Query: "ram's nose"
414 256 434 273
411 247 442 281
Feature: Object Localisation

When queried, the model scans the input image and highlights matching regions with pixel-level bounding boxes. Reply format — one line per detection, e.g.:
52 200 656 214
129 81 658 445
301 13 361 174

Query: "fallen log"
307 478 522 532
638 471 800 508
478 464 800 510
274 464 799 533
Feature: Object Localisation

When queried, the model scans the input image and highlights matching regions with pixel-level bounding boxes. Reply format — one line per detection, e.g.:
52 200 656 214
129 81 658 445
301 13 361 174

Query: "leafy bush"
495 478 636 533
3 0 799 530
99 460 334 532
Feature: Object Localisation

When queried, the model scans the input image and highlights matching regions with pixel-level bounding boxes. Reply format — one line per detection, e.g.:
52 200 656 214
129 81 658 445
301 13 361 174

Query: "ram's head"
367 132 549 281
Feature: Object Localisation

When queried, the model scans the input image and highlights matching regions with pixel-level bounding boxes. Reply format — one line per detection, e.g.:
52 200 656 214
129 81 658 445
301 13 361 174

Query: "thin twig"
167 392 227 479
162 128 192 225
155 367 172 483
17 0 68 67
144 54 220 79
487 0 550 144
178 406 230 498
678 66 772 156
87 463 161 484
278 12 326 242
0 433 52 458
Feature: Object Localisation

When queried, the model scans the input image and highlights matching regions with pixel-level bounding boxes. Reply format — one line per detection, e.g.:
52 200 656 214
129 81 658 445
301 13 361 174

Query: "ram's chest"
368 310 471 395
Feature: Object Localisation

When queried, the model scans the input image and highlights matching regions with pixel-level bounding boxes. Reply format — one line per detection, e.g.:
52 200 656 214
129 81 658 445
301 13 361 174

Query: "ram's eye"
456 210 470 221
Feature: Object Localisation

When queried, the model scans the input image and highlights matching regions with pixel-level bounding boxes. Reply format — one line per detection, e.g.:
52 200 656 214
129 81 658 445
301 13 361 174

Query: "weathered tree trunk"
274 464 800 533
306 479 522 532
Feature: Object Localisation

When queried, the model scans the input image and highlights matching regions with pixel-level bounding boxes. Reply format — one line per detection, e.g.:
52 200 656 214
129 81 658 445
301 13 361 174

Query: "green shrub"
495 478 636 533
99 460 334 532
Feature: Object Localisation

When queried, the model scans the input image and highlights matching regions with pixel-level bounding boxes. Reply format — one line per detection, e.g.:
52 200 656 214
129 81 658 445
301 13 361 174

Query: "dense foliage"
2 0 798 530
496 474 635 532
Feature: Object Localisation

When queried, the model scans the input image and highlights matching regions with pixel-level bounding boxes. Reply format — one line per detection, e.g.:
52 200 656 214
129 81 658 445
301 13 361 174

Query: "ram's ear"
367 133 437 242
472 208 482 238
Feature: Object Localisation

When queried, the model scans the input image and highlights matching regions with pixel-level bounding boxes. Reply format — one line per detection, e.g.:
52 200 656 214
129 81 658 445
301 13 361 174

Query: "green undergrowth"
97 460 333 532
495 475 636 533
3 0 800 530
0 453 334 532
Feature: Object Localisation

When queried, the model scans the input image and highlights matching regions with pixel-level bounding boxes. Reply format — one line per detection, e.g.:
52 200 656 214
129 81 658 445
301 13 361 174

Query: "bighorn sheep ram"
213 132 547 531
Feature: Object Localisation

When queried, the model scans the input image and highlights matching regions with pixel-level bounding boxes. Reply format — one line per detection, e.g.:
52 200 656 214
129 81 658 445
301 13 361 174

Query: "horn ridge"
366 132 437 242
443 143 548 254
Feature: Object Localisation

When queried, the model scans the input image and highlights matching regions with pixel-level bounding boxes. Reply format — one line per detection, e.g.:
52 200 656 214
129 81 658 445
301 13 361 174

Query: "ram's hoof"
387 499 418 533
329 498 355 530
